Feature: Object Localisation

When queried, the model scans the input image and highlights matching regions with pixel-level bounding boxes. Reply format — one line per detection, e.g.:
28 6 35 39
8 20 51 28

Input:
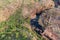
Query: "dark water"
30 12 45 35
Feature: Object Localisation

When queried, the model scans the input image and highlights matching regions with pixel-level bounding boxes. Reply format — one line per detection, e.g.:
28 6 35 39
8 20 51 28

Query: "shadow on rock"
30 12 45 35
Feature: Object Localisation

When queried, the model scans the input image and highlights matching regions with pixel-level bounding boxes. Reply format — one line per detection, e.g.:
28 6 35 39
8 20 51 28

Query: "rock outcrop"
38 8 60 27
38 8 60 40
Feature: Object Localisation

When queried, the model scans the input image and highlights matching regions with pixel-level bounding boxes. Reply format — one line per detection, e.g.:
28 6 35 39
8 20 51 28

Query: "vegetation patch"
0 7 44 40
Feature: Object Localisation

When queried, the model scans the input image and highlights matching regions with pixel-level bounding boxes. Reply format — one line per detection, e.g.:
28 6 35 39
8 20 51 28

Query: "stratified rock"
38 8 60 40
38 8 60 27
